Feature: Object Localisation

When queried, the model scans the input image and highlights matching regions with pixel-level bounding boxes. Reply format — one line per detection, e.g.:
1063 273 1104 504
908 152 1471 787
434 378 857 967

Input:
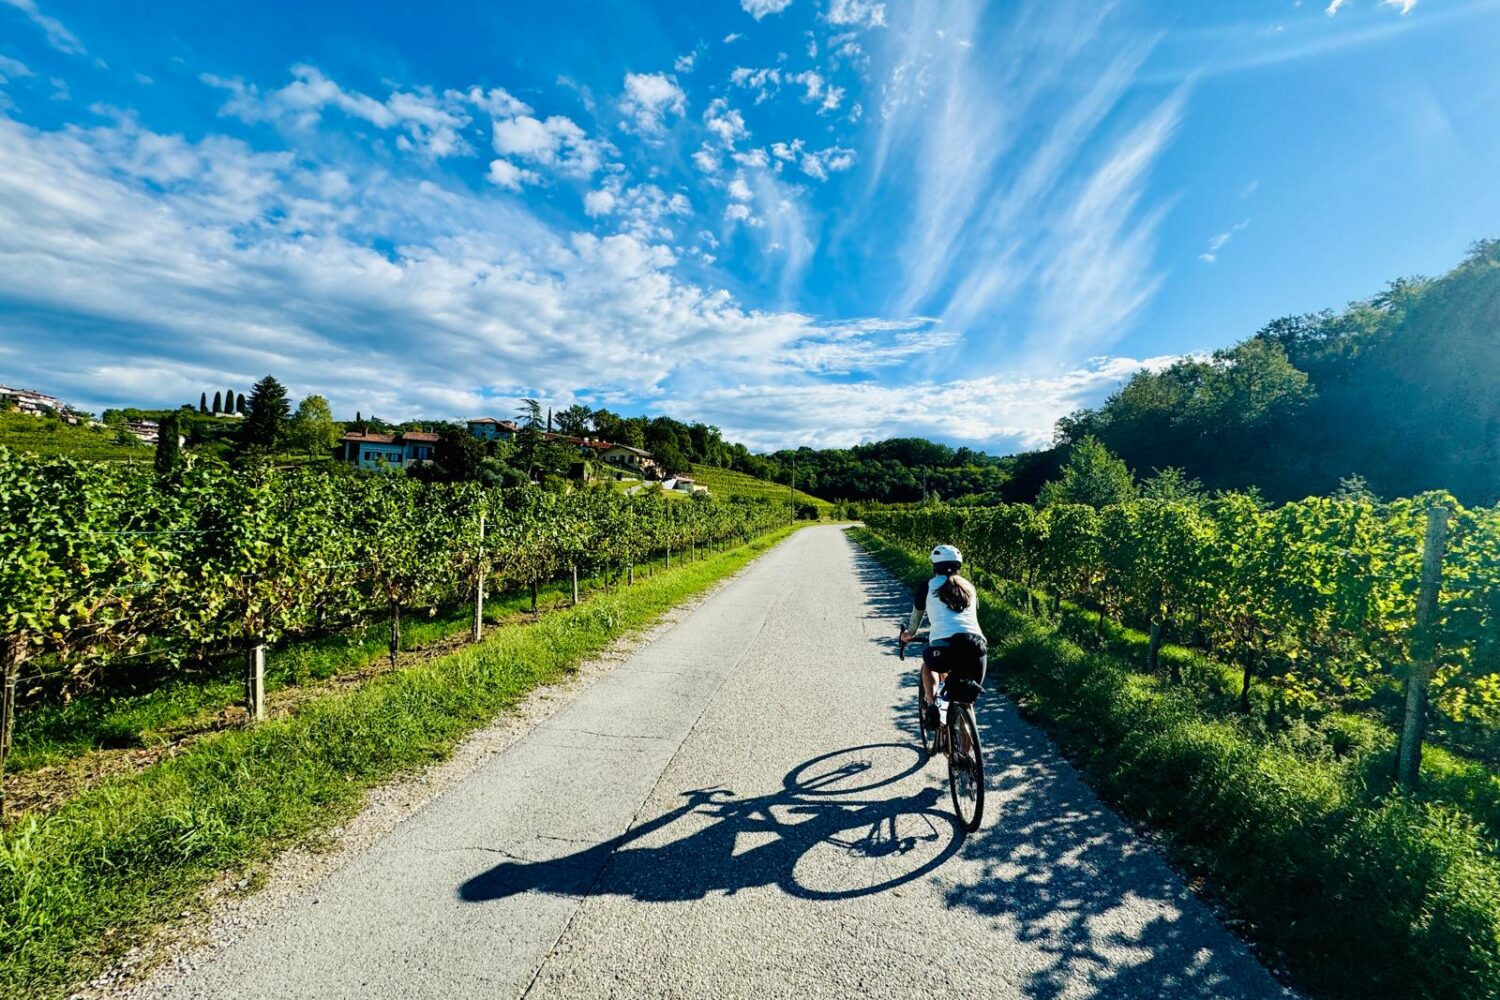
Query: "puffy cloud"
692 144 721 173
491 113 605 177
729 66 781 104
825 0 886 28
727 176 754 201
203 65 471 158
674 51 698 74
704 97 749 146
619 72 686 134
741 0 794 18
486 159 538 189
583 188 617 216
1325 0 1349 13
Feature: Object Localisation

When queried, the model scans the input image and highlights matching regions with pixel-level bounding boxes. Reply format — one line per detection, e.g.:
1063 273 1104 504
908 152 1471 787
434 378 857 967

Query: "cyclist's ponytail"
934 561 973 612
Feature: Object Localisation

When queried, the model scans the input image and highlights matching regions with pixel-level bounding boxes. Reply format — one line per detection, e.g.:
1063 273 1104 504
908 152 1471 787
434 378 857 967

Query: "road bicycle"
898 626 985 832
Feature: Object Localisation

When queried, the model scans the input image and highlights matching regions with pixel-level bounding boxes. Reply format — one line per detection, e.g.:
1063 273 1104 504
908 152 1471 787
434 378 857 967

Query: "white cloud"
1198 219 1250 264
0 0 84 55
583 188 617 216
485 159 538 190
204 65 471 158
703 97 748 146
798 144 857 180
825 0 886 28
729 66 781 104
1325 0 1349 14
1380 0 1417 12
733 147 770 168
728 176 754 201
692 145 721 173
466 86 531 118
619 72 686 134
723 32 744 43
491 113 605 177
0 107 939 428
686 355 1181 451
0 53 33 83
674 51 698 74
725 203 754 223
741 0 794 18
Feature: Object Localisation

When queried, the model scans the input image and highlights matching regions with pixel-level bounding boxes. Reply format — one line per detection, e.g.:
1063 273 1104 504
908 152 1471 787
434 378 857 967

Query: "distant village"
339 419 707 494
0 381 708 494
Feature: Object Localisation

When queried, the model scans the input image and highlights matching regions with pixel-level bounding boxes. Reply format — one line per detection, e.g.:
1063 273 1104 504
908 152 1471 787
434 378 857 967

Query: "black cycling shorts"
922 634 987 703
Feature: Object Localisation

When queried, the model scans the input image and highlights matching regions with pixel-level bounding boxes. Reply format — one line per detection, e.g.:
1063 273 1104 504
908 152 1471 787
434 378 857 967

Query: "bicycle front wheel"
947 704 985 832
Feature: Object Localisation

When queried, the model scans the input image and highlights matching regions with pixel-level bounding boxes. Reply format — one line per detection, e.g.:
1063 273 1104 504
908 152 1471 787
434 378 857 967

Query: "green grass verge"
689 464 834 514
852 527 1500 1000
0 525 802 1000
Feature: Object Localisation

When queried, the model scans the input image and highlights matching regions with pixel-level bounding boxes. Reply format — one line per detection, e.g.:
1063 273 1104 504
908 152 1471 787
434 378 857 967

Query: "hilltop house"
0 383 78 422
466 417 519 441
339 430 440 470
597 442 661 479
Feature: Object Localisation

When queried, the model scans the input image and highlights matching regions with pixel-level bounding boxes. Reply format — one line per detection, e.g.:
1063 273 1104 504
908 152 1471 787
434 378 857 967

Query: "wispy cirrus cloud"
1199 219 1250 263
0 0 84 55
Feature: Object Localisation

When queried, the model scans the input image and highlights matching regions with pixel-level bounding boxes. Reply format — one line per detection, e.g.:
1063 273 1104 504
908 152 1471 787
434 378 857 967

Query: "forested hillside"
1047 240 1500 505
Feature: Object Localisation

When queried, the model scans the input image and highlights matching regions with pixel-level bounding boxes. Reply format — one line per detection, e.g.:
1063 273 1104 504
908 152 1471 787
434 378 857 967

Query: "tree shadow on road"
843 531 1286 999
459 743 963 906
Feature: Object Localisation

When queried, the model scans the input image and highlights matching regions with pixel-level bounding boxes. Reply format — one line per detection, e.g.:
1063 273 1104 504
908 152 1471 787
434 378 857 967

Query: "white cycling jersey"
913 574 983 642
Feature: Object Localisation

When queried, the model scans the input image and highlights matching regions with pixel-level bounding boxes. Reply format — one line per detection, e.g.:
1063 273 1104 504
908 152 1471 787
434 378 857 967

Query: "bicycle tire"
947 704 985 832
916 685 938 759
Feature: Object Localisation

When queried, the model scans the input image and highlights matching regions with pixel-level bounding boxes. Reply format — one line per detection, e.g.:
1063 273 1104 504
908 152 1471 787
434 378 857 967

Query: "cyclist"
899 544 988 733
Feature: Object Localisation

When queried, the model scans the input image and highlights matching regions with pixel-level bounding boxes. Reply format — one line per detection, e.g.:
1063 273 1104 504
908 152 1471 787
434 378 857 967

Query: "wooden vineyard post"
1397 506 1451 791
472 512 486 643
245 640 266 722
0 636 26 812
530 580 539 614
571 564 579 606
628 561 635 585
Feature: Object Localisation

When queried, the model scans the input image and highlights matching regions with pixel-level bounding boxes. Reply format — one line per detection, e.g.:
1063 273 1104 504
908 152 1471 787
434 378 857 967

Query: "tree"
287 395 340 458
154 412 181 475
554 404 593 437
242 376 291 450
1142 467 1204 502
212 391 223 414
199 392 208 414
236 393 247 414
431 427 486 481
1039 436 1137 509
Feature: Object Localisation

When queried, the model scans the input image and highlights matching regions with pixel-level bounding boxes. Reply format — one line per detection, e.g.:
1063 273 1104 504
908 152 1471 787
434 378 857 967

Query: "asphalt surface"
155 525 1287 1000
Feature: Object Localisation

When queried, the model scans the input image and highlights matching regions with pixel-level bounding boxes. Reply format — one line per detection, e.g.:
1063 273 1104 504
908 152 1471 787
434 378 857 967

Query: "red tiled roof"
342 432 396 444
467 417 520 429
401 432 441 443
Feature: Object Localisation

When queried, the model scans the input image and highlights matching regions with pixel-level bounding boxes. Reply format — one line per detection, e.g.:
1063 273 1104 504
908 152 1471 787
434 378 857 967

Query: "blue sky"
2 0 1499 452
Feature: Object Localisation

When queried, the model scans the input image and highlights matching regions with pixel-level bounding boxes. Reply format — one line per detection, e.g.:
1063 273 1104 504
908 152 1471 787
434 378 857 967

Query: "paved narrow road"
156 526 1285 1000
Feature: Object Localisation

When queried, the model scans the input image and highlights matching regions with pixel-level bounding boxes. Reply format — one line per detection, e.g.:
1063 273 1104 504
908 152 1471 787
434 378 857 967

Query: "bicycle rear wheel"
916 685 938 759
947 704 985 832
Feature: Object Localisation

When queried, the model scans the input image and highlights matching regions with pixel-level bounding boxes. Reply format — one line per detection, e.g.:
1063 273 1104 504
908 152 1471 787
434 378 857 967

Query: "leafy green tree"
554 404 593 436
1142 467 1205 503
1039 436 1137 509
241 376 290 450
287 395 340 458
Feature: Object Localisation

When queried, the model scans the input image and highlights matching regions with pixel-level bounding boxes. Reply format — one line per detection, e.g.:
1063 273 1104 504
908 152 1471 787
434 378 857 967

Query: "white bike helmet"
930 543 963 564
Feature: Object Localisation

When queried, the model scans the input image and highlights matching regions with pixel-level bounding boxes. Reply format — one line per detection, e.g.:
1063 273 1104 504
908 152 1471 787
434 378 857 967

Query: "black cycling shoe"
923 702 940 729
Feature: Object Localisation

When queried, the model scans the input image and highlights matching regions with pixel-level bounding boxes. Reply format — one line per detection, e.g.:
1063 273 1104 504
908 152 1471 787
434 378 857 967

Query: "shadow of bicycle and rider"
458 530 1282 999
460 742 963 905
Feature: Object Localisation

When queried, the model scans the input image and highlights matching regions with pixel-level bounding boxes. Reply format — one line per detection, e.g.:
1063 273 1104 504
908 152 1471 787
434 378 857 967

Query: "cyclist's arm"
905 580 927 637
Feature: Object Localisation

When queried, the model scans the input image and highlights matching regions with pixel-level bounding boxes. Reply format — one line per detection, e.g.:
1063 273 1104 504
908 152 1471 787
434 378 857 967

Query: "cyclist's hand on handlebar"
898 628 914 645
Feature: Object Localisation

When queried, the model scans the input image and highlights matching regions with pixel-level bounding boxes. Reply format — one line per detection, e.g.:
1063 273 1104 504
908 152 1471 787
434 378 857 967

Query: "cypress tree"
154 412 180 475
236 392 247 414
225 387 236 414
212 390 222 414
199 391 208 414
